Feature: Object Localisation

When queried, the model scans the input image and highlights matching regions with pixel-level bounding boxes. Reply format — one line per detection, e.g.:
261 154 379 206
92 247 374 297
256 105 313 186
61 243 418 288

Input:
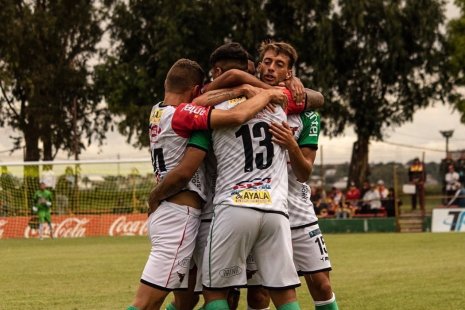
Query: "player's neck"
163 92 192 107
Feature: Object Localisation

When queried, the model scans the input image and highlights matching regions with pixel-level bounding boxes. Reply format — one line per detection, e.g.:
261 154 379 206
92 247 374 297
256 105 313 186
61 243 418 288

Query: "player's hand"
266 88 288 110
269 121 298 150
240 84 262 99
279 76 305 104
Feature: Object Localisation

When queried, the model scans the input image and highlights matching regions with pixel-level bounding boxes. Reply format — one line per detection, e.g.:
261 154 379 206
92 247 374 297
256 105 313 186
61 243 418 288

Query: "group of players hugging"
126 40 340 310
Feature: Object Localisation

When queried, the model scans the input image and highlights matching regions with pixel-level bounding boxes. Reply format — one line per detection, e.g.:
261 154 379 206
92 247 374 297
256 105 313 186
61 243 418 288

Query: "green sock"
204 299 230 310
315 293 339 310
166 303 178 310
126 306 139 310
277 301 301 310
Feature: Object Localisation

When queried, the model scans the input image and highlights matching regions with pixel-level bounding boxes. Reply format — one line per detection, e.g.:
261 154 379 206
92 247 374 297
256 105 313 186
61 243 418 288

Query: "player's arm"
282 76 324 110
209 88 287 128
148 147 207 214
148 131 210 214
269 121 316 182
192 84 261 107
173 89 287 137
201 69 272 94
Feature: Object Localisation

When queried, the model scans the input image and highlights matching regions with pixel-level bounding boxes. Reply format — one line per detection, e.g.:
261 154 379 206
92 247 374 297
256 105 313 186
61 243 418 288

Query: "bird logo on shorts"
177 272 185 283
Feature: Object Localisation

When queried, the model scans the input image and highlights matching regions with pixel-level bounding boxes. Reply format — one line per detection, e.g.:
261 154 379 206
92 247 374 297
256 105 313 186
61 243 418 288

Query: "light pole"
440 130 454 155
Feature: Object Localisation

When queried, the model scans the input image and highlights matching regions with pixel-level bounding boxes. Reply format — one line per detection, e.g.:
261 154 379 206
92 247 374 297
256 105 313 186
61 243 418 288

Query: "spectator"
447 182 465 208
440 153 455 202
383 187 401 217
456 152 465 184
32 181 54 240
361 183 382 214
360 180 370 197
408 157 426 211
377 180 389 200
345 182 361 214
445 164 460 204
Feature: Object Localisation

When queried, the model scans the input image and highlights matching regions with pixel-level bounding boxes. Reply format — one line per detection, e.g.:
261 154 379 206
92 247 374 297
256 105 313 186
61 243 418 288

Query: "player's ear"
285 69 292 80
212 66 222 79
192 85 201 98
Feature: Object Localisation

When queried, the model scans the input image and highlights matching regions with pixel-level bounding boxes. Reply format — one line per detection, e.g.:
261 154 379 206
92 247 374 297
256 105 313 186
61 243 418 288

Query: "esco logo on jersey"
150 108 164 124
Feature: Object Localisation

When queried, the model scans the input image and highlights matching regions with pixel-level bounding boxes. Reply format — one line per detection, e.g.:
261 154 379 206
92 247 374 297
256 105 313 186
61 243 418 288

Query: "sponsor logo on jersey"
227 96 246 108
233 190 271 204
150 108 164 124
178 257 190 268
231 177 272 204
181 104 207 116
220 266 242 278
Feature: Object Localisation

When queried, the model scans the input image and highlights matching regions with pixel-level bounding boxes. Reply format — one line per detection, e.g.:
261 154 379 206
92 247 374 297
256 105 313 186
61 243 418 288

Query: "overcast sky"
0 1 463 165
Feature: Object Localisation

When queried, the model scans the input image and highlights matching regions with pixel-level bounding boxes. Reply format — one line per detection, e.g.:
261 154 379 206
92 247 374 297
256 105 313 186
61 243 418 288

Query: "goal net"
0 159 155 239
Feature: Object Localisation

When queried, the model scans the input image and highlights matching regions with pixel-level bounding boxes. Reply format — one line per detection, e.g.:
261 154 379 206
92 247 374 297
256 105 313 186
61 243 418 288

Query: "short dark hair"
259 41 298 68
209 42 248 72
165 59 205 94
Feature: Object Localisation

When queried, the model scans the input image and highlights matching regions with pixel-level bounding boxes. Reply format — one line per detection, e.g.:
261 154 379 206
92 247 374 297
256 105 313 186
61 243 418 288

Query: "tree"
0 1 109 163
96 0 270 147
447 0 465 123
316 0 450 188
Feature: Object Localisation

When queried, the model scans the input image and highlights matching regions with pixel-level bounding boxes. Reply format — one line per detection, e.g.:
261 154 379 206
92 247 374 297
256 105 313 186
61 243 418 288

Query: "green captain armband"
188 130 211 151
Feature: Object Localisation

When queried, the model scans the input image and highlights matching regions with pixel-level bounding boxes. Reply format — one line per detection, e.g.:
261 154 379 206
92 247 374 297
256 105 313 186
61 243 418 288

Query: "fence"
0 159 154 239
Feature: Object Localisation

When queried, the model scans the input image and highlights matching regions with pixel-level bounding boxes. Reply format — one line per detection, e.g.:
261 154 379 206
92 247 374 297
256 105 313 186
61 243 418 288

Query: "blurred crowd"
311 180 399 219
440 152 465 208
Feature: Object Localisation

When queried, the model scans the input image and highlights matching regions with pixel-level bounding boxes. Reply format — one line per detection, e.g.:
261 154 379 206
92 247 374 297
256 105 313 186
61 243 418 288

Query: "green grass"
1 233 465 309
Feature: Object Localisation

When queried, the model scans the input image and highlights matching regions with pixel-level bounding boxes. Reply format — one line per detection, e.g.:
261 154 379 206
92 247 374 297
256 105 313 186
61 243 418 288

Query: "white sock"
39 223 43 239
314 292 336 306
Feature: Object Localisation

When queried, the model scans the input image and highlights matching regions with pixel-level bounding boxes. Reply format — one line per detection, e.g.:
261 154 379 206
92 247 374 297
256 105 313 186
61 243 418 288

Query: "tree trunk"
42 135 53 161
24 123 41 214
348 136 370 189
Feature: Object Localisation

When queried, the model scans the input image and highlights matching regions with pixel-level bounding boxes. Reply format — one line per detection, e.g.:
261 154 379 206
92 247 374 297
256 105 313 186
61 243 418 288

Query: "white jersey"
287 112 320 228
211 97 289 215
149 102 207 200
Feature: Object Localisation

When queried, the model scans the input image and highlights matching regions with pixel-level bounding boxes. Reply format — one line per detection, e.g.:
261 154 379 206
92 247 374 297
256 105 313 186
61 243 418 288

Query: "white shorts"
291 223 332 275
193 219 211 292
202 204 300 289
141 201 201 290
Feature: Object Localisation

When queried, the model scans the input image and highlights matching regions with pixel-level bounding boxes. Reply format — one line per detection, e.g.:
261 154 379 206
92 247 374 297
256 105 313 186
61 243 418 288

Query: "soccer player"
148 46 303 310
32 181 54 240
128 57 288 310
247 41 339 310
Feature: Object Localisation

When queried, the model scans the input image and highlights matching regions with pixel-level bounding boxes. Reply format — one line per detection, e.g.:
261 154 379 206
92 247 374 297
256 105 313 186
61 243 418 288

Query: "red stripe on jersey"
172 103 211 138
284 88 304 115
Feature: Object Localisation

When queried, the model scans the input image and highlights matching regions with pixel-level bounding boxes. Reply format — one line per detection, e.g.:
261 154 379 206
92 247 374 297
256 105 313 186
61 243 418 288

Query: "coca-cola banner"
0 214 148 239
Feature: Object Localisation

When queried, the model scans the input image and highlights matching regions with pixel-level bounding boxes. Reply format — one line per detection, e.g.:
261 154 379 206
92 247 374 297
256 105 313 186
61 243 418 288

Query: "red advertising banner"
0 214 148 239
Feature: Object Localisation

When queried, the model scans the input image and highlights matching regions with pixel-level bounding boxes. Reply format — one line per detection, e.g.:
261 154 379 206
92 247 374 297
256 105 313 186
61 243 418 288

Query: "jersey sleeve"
172 103 212 138
283 88 305 115
187 130 211 152
298 112 320 149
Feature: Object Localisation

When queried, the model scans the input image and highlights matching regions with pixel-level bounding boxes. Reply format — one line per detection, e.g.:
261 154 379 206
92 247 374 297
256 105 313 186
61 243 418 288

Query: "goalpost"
0 158 155 239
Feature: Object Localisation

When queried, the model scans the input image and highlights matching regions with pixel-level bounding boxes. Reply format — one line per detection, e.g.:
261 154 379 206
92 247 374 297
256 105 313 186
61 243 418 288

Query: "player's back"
149 102 207 200
211 98 288 215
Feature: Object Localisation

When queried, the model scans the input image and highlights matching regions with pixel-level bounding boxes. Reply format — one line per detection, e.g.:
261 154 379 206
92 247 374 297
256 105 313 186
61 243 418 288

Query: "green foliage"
0 0 110 161
317 0 450 186
447 0 465 123
96 0 271 147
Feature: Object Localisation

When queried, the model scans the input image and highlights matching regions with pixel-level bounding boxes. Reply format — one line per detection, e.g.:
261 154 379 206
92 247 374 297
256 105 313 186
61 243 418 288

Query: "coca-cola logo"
109 216 148 236
24 217 89 239
0 219 7 238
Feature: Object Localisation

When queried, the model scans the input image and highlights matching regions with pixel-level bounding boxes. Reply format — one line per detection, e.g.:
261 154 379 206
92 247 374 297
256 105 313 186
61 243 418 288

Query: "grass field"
2 233 465 310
